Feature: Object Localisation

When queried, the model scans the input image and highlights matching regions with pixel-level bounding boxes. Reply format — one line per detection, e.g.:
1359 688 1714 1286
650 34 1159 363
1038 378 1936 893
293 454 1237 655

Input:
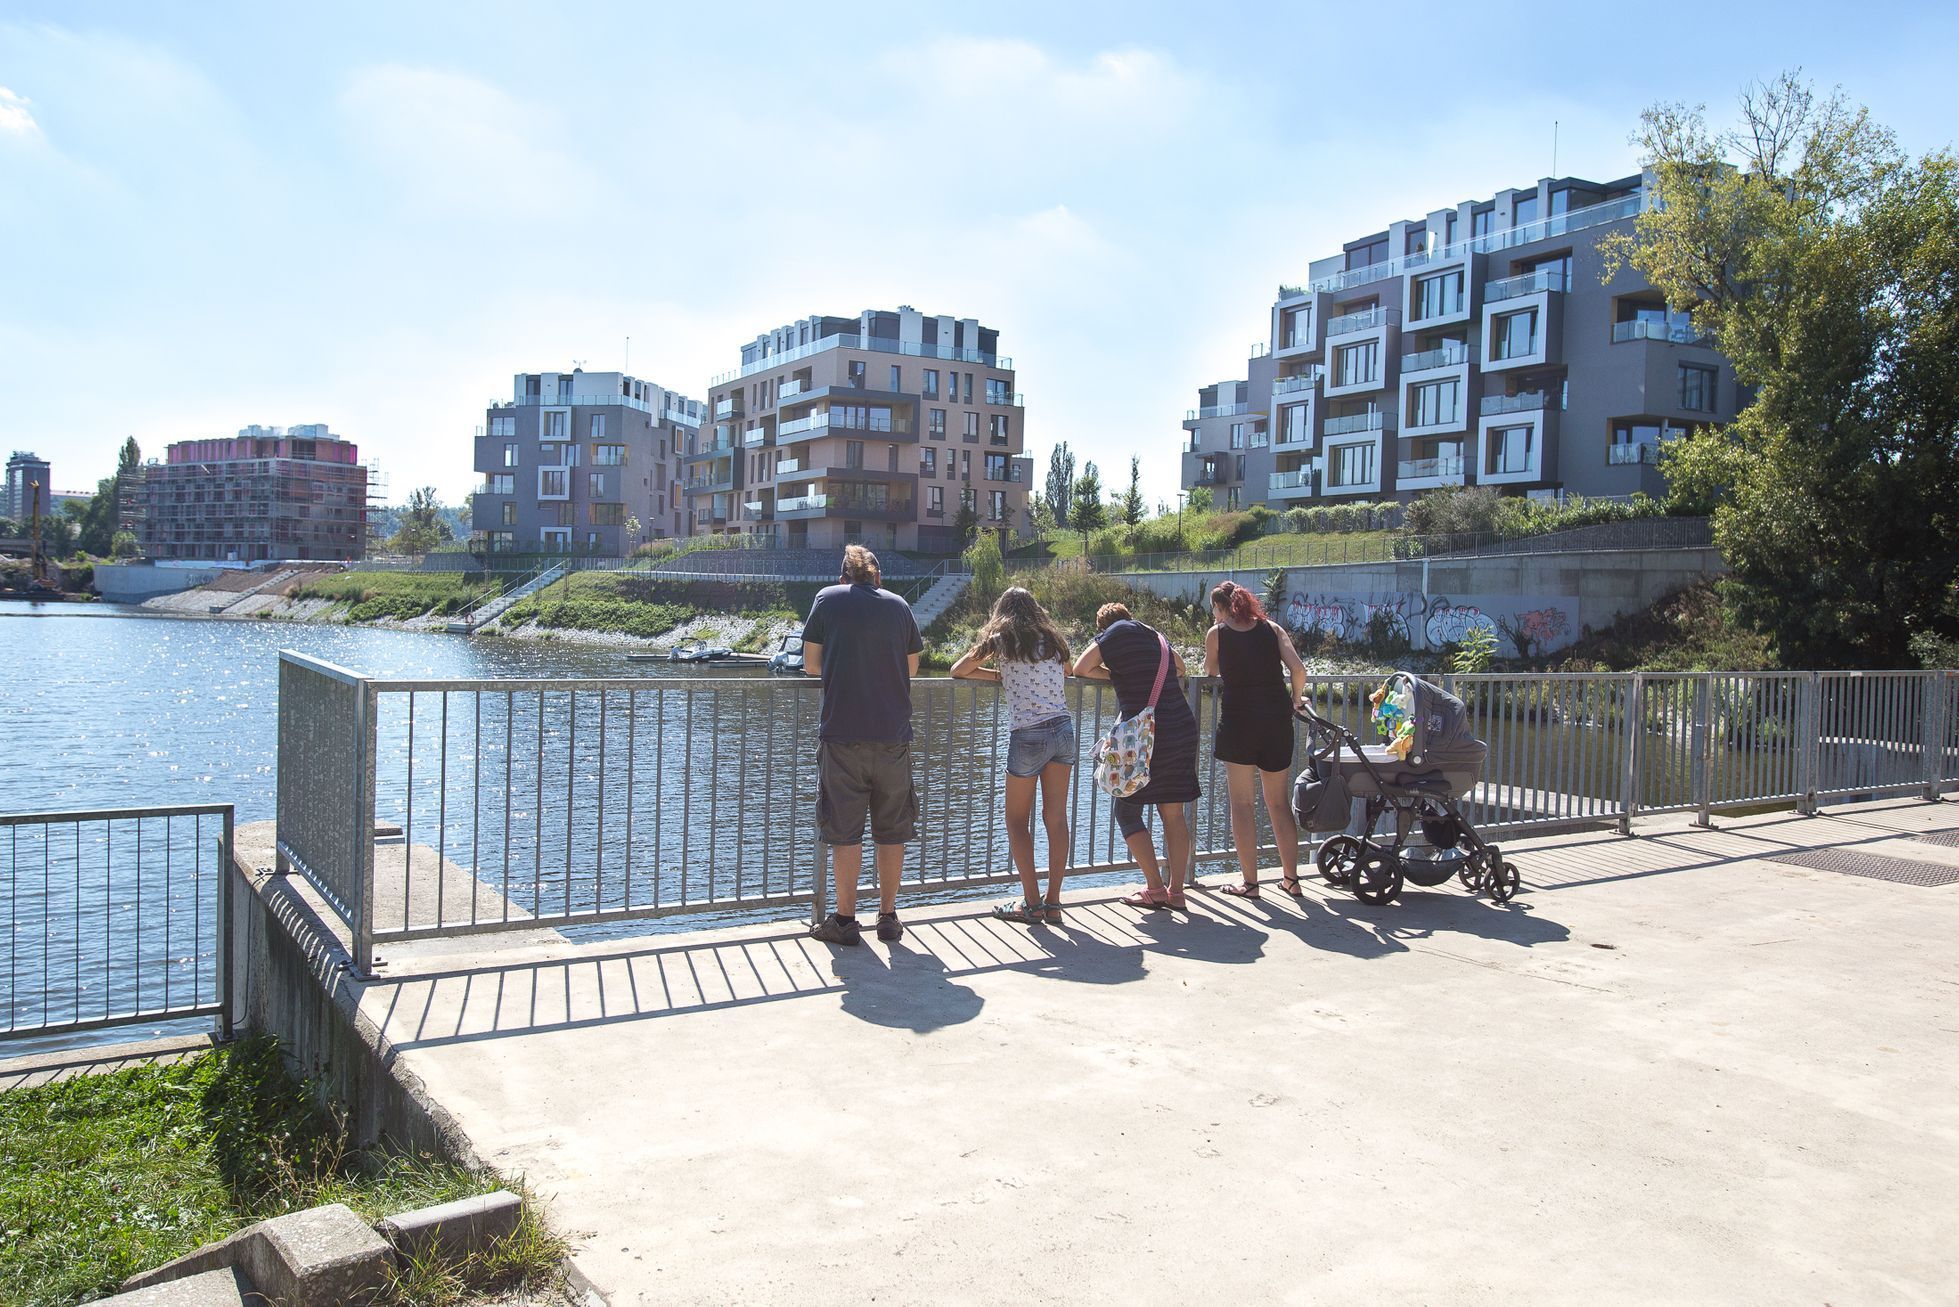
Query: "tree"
110 530 139 559
1185 485 1213 513
388 486 455 556
1043 442 1076 527
1119 456 1146 527
952 487 980 549
1601 73 1959 667
964 528 1004 599
1069 462 1107 556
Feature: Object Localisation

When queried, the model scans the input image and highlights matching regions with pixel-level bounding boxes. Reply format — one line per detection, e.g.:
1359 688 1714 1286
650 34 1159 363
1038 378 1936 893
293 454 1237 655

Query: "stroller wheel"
1352 845 1404 906
1489 858 1521 903
1317 836 1364 888
1457 850 1487 892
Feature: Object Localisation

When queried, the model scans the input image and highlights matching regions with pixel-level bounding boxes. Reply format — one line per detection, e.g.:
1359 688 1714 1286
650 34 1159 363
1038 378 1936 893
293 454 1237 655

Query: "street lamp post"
1175 491 1187 552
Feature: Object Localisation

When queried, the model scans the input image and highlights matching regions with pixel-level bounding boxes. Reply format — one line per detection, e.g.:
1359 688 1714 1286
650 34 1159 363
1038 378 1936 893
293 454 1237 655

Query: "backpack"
1093 632 1171 798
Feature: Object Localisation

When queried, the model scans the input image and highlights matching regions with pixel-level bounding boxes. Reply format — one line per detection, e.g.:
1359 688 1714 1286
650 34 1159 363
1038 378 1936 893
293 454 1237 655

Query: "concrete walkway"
359 801 1959 1305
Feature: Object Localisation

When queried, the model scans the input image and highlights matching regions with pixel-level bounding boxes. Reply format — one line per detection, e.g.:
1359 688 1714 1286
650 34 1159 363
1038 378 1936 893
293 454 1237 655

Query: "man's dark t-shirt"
802 582 923 742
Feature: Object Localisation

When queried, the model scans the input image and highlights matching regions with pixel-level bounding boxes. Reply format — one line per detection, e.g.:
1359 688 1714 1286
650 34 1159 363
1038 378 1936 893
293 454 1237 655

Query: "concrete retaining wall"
1107 546 1723 655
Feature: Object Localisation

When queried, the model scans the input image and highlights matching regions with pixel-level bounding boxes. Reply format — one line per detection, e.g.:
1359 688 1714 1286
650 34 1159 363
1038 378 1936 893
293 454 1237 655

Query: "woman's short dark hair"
1094 602 1132 631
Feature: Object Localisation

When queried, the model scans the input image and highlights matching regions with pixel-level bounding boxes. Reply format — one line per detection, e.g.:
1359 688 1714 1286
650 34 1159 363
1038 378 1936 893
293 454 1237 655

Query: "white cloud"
885 37 1193 125
338 65 586 214
0 85 39 138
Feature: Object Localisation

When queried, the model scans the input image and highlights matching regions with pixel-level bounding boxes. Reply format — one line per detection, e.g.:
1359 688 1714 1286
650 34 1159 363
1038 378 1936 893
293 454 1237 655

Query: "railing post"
1922 669 1946 803
353 676 377 978
1693 674 1713 827
810 840 830 927
218 804 236 1042
1620 673 1643 835
1799 671 1821 815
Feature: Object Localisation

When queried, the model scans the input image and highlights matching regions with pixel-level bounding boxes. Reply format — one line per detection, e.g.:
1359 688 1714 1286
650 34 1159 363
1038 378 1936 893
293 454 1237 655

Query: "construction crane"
28 478 48 588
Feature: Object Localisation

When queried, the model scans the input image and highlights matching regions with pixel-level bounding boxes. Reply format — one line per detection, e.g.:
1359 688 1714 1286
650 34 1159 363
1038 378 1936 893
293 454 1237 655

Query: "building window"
930 409 946 438
1445 212 1458 245
589 472 608 498
849 361 866 388
1334 340 1379 387
1610 420 1669 465
500 502 516 526
1229 422 1245 450
963 412 979 441
923 369 940 399
985 453 1009 481
543 410 569 439
986 378 1011 405
1283 404 1310 445
961 451 971 480
1550 188 1571 216
1491 309 1539 361
1513 192 1539 225
1405 227 1428 256
1486 424 1534 476
928 485 944 516
846 441 865 469
990 414 1010 444
490 414 515 437
1346 236 1387 271
922 448 938 476
889 365 902 391
502 443 520 468
1472 208 1493 239
594 444 624 466
1411 379 1462 428
989 490 1006 521
1679 365 1717 412
590 413 606 439
1282 306 1310 349
591 503 624 526
486 473 513 495
1234 454 1246 481
539 469 567 497
962 374 973 404
1413 270 1464 321
1523 252 1572 287
1328 443 1376 489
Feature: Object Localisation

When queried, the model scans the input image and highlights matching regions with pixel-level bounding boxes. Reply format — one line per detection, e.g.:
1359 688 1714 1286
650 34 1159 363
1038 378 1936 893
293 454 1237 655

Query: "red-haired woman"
1203 580 1308 897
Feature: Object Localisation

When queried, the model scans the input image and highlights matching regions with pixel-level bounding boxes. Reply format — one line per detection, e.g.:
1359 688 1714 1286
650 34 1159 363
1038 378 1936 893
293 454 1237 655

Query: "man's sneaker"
811 913 862 946
875 912 904 942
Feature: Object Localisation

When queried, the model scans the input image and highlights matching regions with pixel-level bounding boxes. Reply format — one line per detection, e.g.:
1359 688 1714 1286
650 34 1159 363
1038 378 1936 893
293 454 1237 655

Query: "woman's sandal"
1220 879 1261 898
1165 889 1189 911
1121 886 1170 910
991 900 1043 923
1278 874 1305 898
1041 900 1064 923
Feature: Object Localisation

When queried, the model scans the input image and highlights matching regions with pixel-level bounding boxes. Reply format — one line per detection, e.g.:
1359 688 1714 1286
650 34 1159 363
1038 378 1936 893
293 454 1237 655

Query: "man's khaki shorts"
817 740 918 845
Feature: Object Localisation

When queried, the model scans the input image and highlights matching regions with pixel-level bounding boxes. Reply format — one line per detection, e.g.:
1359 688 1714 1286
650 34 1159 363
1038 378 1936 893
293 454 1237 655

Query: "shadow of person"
1008 921 1149 987
1129 904 1268 966
1208 888 1410 961
833 936 985 1033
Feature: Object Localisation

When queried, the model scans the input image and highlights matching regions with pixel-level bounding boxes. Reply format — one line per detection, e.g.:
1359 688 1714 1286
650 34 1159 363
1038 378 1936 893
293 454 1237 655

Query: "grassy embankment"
493 571 825 643
1555 580 1778 672
286 571 494 622
0 1037 562 1307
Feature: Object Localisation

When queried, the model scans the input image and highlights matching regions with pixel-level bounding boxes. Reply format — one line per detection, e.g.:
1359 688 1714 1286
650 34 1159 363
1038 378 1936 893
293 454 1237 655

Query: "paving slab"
357 800 1959 1305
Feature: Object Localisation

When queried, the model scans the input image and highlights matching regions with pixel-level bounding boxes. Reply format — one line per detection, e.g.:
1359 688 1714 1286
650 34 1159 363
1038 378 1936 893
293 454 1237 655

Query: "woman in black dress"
1071 603 1201 910
1205 581 1309 897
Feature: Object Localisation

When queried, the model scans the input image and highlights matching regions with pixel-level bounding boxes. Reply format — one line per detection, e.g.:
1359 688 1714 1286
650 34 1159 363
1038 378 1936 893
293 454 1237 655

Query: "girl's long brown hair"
978 586 1070 663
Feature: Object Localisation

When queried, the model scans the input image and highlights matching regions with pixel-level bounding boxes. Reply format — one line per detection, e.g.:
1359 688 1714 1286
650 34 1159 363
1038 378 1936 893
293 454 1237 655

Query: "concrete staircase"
446 562 568 634
909 572 971 633
204 568 300 615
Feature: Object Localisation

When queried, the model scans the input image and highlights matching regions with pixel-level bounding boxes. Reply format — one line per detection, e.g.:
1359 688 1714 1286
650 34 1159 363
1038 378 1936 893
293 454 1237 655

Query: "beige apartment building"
691 308 1031 553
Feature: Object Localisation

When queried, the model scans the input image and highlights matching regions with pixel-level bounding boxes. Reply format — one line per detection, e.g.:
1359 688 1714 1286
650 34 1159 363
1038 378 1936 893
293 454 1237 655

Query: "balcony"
1397 455 1465 481
1326 306 1395 337
684 438 736 460
1185 402 1252 421
1484 268 1568 303
742 427 771 447
1400 342 1470 373
1608 440 1665 465
1191 463 1226 486
503 392 654 414
1480 391 1555 417
775 492 828 514
1323 410 1386 437
1612 320 1711 345
1277 283 1307 300
986 390 1025 407
713 333 1013 386
743 499 773 519
1268 468 1314 498
713 397 742 419
1272 370 1321 396
684 473 735 495
778 379 807 401
1308 192 1643 293
775 458 803 475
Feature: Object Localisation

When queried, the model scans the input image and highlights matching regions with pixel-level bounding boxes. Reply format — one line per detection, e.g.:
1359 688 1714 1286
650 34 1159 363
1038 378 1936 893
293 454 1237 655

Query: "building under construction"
140 425 370 563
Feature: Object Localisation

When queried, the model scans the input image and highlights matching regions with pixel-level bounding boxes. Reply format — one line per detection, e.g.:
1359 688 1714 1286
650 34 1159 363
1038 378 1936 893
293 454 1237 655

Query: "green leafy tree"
1185 485 1213 514
1601 73 1959 667
964 528 1004 599
1119 456 1146 527
952 487 980 549
1069 462 1107 556
110 530 139 559
1044 442 1076 526
388 486 455 556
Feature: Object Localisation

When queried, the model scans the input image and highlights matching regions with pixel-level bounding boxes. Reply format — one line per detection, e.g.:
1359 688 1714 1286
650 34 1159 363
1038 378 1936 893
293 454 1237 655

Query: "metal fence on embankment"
273 652 1958 974
1 804 233 1042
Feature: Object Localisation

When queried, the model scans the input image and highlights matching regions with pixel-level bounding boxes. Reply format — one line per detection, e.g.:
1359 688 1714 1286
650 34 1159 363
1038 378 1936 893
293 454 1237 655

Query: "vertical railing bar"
219 807 234 1039
565 689 576 919
708 686 720 903
72 821 82 1026
471 691 482 928
625 688 637 910
132 818 140 1018
654 686 665 913
437 691 449 931
735 686 748 903
597 688 608 913
681 690 693 908
163 813 173 1013
48 818 59 1024
404 691 416 932
534 690 545 922
502 690 514 922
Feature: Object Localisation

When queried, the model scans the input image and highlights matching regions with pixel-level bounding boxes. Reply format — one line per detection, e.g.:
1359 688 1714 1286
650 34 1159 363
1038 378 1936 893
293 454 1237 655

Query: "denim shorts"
1006 715 1077 778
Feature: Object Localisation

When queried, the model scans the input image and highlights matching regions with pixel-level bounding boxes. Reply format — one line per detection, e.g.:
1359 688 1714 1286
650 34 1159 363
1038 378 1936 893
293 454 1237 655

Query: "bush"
964 531 1004 597
289 572 491 621
1402 486 1668 544
1273 501 1399 535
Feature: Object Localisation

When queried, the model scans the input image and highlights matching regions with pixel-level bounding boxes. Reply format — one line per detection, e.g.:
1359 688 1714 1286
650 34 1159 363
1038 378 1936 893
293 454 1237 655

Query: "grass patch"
927 562 1212 670
0 1037 563 1307
732 609 799 653
497 571 701 640
1555 581 1779 672
289 572 494 622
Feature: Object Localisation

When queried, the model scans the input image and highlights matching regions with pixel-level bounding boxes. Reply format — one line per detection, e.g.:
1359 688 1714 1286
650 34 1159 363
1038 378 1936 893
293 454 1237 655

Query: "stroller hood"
1401 674 1488 781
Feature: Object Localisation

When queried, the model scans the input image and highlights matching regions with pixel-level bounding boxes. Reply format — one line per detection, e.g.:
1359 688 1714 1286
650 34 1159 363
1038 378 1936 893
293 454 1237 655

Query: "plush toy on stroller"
1291 673 1520 905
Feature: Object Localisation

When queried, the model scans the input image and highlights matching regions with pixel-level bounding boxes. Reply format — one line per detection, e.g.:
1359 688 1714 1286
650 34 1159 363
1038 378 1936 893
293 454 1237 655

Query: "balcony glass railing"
1272 371 1321 395
775 458 804 475
1277 283 1307 300
1480 391 1555 416
778 380 807 401
1326 306 1395 336
714 334 1012 385
1484 268 1568 303
1612 319 1710 345
500 393 655 414
1397 456 1465 480
1185 402 1252 420
1308 193 1643 293
775 493 828 513
1608 440 1665 465
777 413 828 439
1268 469 1314 491
1400 342 1470 372
664 406 703 427
1323 411 1385 436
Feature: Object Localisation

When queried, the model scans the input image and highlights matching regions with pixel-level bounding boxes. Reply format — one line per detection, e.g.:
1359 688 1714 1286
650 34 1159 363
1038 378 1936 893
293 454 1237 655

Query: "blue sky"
3 1 1956 510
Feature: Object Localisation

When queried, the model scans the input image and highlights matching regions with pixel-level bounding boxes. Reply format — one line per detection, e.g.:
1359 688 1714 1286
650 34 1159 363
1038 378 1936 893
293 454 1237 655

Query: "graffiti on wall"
1277 591 1580 653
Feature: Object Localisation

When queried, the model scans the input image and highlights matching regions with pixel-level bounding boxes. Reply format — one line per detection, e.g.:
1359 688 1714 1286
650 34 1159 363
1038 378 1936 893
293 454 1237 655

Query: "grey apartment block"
471 369 703 556
1181 172 1744 510
693 307 1031 554
4 450 51 523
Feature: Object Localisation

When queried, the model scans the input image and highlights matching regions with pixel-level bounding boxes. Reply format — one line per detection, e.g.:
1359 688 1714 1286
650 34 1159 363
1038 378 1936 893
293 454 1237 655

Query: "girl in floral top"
952 587 1076 924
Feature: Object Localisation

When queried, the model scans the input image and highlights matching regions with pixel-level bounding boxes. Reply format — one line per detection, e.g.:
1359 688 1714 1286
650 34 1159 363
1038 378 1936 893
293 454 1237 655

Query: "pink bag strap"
1145 633 1171 710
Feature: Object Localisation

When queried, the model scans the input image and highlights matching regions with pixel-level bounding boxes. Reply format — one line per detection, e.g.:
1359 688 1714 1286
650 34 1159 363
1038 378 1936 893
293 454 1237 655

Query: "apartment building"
1182 172 1743 508
692 307 1031 553
4 451 51 522
140 425 368 562
471 369 703 555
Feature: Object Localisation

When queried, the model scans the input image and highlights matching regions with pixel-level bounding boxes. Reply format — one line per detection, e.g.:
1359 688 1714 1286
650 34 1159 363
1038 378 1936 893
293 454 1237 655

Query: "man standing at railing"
803 544 924 946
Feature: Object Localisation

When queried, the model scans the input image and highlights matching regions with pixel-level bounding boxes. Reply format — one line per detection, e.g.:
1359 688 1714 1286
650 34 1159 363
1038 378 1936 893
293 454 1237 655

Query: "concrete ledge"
121 1226 259 1292
101 1266 258 1306
242 1204 393 1307
377 1191 523 1265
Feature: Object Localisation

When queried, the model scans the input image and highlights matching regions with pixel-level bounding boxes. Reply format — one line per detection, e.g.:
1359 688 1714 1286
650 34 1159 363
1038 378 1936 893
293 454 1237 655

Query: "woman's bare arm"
1071 642 1110 681
1273 619 1308 701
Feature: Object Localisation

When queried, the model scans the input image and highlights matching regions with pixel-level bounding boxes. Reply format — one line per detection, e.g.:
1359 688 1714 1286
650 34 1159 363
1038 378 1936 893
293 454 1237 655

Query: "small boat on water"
768 630 805 676
670 642 735 663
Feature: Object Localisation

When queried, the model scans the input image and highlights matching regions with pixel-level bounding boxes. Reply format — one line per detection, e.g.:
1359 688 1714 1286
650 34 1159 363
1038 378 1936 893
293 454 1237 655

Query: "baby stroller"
1290 673 1520 906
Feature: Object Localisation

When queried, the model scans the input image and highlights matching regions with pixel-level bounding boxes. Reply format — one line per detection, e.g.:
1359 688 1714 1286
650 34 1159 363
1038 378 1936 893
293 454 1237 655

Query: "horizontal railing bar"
275 649 370 687
0 1002 225 1042
0 804 234 827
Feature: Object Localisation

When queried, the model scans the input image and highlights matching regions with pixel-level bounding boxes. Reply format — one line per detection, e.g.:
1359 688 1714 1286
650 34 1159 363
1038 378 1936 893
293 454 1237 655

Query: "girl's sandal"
1278 875 1306 898
1220 879 1261 899
1041 900 1064 923
991 900 1042 923
1121 886 1170 910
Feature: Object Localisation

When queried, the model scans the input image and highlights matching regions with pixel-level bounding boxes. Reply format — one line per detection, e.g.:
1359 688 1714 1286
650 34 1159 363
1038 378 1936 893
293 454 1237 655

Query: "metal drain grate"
1768 848 1959 887
1913 830 1959 849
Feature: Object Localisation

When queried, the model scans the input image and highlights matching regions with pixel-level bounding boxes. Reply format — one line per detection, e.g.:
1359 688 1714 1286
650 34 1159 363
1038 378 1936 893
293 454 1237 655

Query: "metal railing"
271 659 1958 970
1484 268 1568 302
1307 193 1644 294
1612 319 1710 345
1324 411 1386 436
1327 306 1396 336
1401 342 1470 372
713 334 1012 386
1481 391 1556 416
3 804 234 1040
